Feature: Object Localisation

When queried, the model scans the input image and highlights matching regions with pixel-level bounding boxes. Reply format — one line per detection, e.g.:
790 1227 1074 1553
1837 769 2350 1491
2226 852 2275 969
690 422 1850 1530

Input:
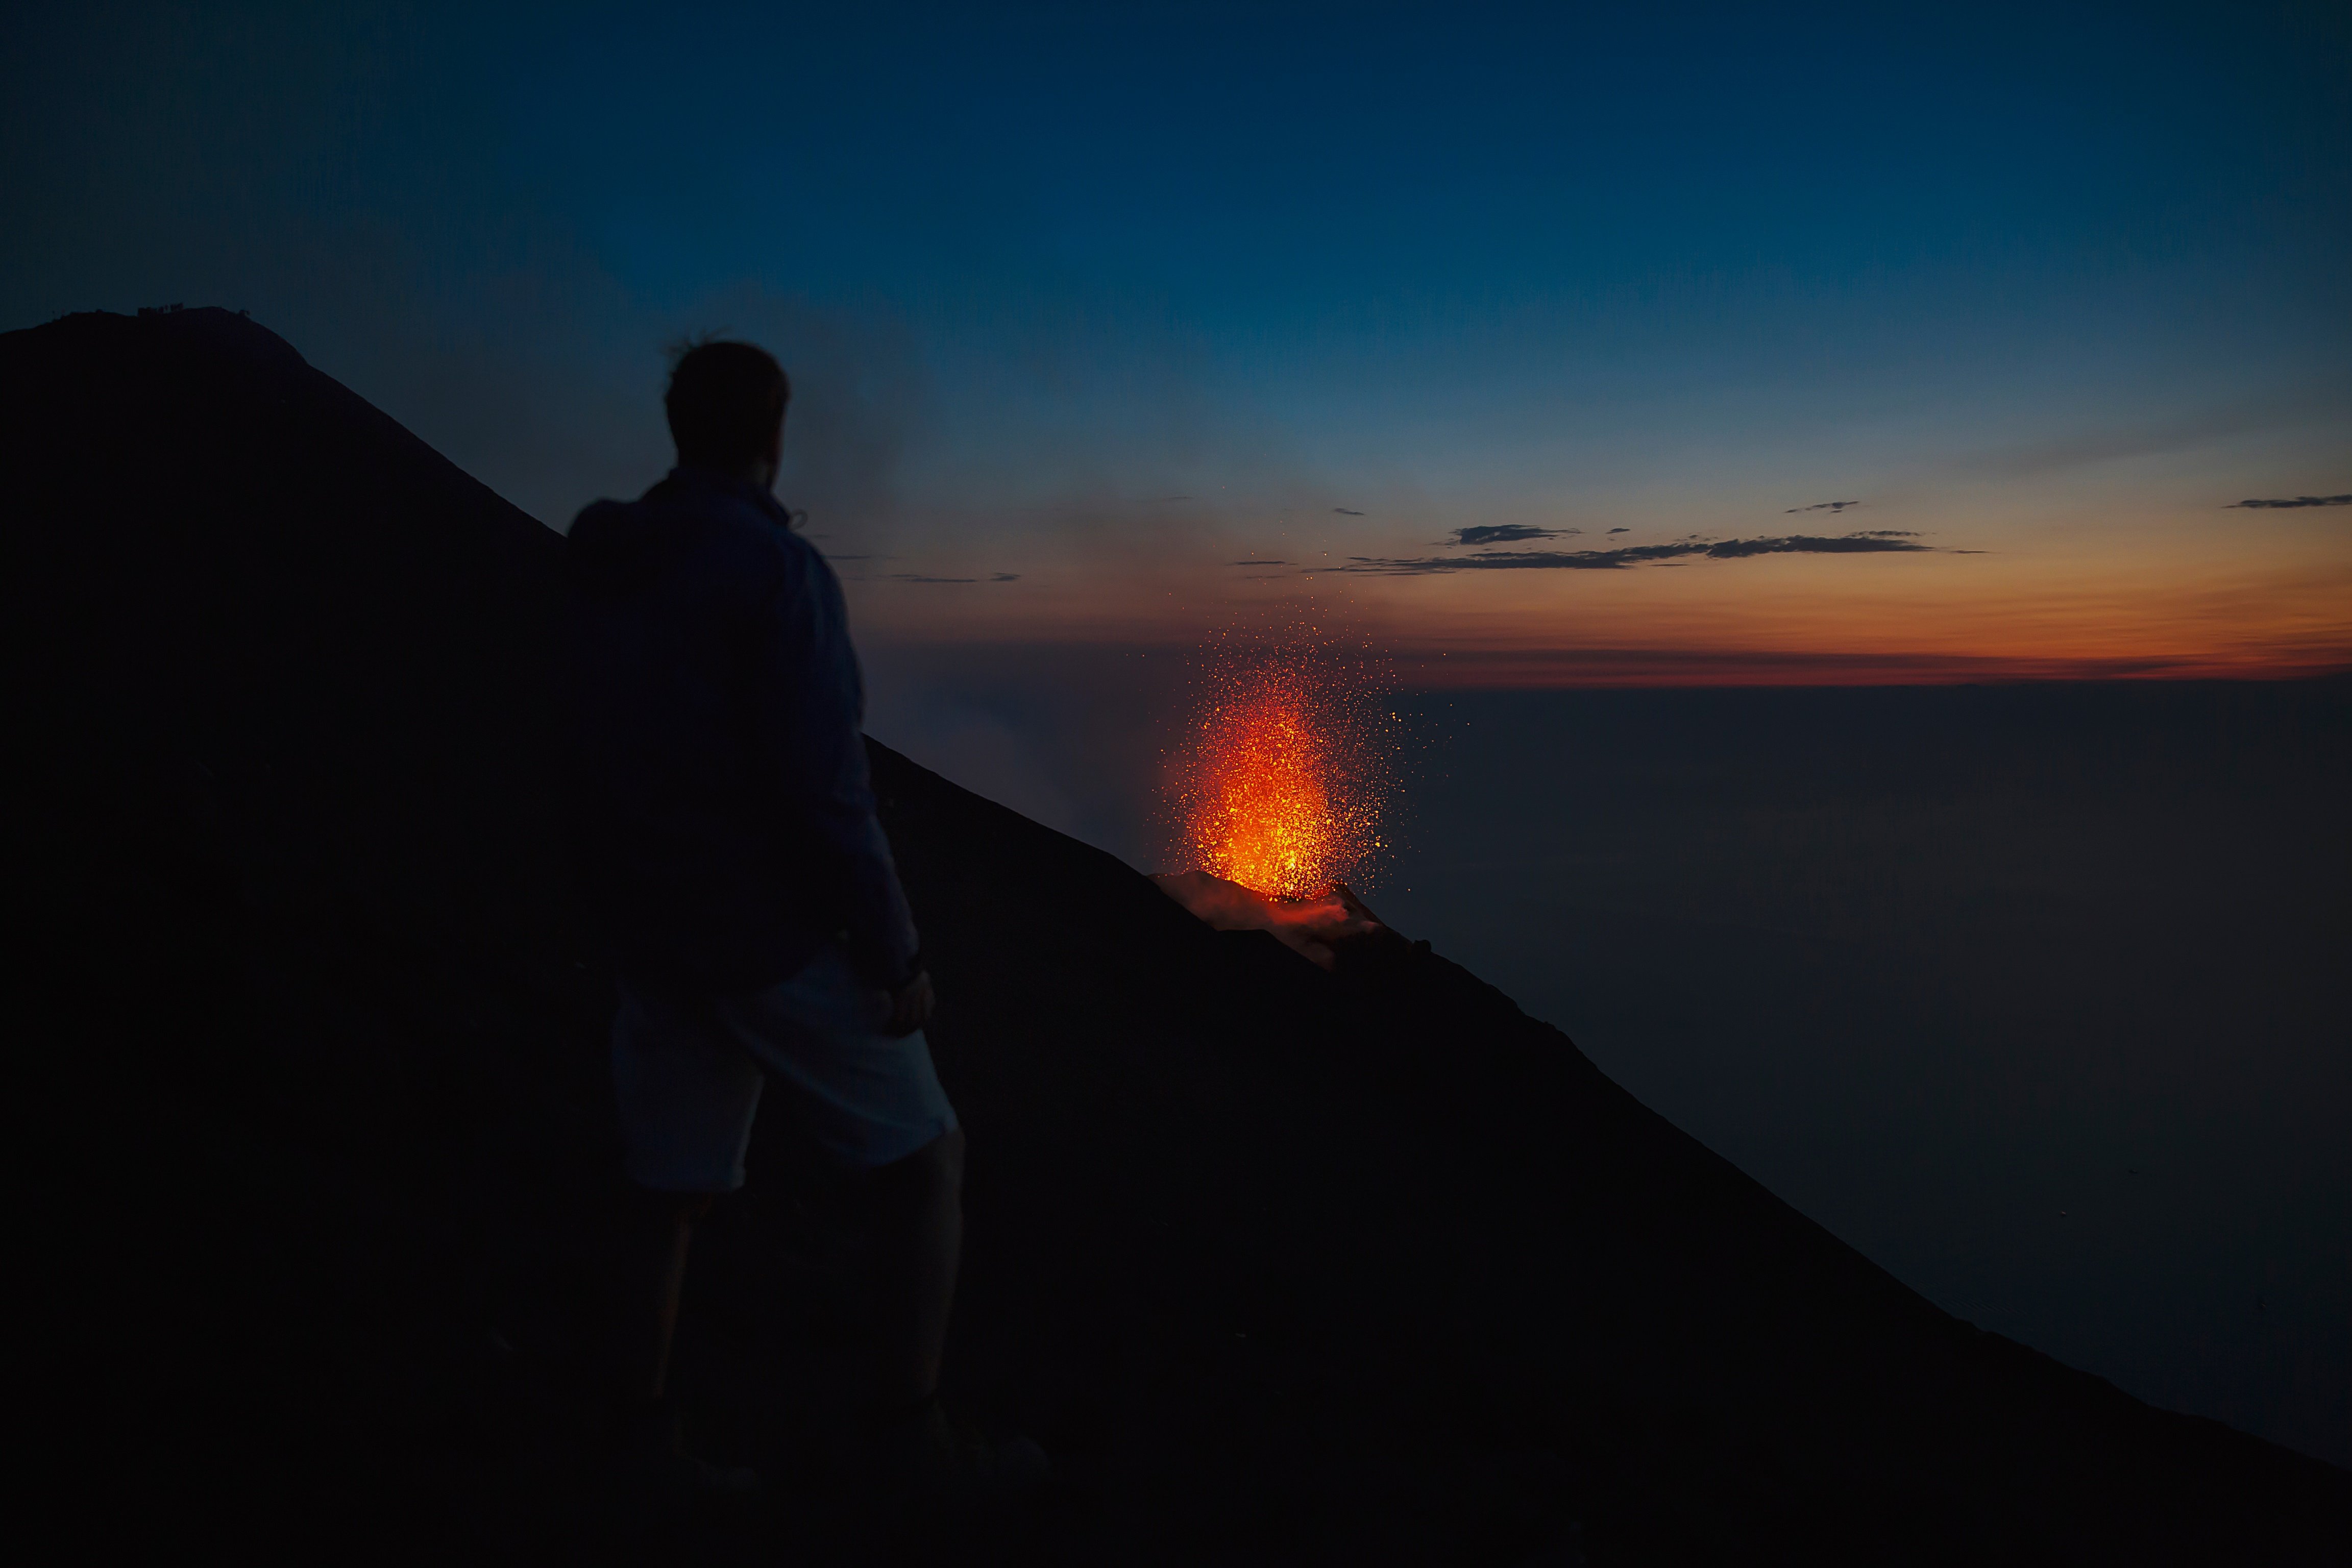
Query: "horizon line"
864 638 2352 690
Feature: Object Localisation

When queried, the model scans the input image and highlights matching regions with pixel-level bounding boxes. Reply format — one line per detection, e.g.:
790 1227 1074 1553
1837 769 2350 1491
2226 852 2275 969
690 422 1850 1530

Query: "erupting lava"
1166 644 1395 899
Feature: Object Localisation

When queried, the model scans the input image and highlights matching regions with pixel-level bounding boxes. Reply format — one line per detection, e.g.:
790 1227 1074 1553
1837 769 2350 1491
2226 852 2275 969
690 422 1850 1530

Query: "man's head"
665 340 791 485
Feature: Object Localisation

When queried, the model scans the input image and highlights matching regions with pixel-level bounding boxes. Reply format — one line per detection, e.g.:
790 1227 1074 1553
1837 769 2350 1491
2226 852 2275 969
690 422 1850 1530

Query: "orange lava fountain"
1166 645 1395 899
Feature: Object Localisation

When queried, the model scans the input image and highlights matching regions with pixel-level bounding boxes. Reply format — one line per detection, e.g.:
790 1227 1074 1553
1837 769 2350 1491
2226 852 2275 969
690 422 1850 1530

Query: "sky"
4 1 2349 682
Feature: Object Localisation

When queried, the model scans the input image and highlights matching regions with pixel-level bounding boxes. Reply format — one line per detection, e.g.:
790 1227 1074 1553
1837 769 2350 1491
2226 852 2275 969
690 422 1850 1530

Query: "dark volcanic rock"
7 309 2347 1563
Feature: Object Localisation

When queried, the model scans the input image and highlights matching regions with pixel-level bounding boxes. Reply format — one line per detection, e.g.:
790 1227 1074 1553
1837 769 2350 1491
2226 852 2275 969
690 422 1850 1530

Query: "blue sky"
5 1 2347 674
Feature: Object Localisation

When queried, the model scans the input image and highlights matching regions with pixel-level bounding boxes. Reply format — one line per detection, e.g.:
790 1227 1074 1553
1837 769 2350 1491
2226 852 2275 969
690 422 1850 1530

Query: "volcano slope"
7 309 2346 1565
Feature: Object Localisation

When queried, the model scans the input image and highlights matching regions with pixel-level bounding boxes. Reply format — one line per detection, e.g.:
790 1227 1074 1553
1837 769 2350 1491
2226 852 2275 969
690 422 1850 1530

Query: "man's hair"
665 340 791 469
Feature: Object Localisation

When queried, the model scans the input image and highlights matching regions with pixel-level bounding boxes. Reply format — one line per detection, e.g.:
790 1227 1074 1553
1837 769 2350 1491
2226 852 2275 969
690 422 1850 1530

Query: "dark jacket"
564 466 919 995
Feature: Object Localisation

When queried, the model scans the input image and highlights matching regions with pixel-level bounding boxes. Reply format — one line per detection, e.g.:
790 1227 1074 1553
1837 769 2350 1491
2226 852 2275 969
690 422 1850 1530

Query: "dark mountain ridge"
6 308 2345 1563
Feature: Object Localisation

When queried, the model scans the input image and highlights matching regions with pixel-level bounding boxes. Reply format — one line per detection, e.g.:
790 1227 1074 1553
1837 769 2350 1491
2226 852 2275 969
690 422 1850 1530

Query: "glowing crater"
1166 643 1395 900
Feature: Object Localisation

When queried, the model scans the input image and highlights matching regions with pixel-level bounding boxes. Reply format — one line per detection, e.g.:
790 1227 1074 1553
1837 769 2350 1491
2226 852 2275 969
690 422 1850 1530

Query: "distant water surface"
868 665 2351 1468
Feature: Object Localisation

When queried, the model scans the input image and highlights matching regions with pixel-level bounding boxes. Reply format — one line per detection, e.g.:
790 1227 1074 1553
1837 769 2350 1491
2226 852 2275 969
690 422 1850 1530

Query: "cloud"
1230 559 1296 566
1699 533 1925 559
890 570 1022 583
1335 532 1933 576
2225 494 2352 509
1333 507 1364 516
1785 500 1861 514
1607 527 1630 534
1449 524 1578 546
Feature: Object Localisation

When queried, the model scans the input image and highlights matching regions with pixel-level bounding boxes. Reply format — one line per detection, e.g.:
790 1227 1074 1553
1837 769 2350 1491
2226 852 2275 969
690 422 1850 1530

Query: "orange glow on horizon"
850 512 2352 689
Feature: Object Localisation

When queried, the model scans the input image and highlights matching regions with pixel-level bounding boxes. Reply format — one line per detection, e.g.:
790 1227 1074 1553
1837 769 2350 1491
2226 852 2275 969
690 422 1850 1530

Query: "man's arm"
741 540 923 997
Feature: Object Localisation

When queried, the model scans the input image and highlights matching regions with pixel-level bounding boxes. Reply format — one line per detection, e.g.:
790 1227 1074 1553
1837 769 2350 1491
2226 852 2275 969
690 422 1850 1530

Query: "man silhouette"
566 340 1037 1506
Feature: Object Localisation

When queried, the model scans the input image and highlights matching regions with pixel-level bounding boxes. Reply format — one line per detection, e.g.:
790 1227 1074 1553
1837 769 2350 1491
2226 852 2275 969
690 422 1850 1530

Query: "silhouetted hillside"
6 308 2346 1564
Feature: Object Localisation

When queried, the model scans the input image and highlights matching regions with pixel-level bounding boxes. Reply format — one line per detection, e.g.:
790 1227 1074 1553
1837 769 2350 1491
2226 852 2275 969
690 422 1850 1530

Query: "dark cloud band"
2225 494 2351 509
1336 532 1932 576
1449 524 1578 546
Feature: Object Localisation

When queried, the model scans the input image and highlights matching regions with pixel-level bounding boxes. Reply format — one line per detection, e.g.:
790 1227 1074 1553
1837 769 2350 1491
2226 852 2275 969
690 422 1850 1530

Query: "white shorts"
611 945 958 1192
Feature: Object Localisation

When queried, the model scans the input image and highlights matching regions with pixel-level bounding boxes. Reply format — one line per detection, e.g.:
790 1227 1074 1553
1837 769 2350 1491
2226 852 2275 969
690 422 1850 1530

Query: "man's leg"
601 980 765 1499
606 1184 760 1499
720 952 1042 1499
851 1123 1045 1501
862 1125 965 1412
615 1186 714 1408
